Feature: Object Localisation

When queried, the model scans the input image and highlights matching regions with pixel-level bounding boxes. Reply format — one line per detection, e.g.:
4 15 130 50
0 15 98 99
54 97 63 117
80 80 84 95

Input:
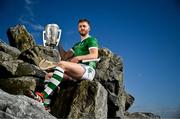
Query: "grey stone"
7 24 36 52
125 93 135 111
125 112 161 119
0 60 23 77
68 81 107 119
0 89 56 119
0 76 36 95
0 40 21 58
94 48 125 118
19 46 60 66
0 51 13 61
51 80 107 119
0 59 45 78
15 62 46 78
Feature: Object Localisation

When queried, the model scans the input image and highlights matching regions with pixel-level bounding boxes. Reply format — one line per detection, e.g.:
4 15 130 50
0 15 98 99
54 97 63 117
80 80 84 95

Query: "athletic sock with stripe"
42 66 64 99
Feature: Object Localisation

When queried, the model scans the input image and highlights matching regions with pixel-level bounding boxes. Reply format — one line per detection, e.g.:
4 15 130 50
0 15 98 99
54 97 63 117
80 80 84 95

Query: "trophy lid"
45 24 59 30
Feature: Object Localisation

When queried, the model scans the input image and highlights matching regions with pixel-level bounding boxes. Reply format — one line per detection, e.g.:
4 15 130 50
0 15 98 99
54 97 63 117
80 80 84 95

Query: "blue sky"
0 0 180 118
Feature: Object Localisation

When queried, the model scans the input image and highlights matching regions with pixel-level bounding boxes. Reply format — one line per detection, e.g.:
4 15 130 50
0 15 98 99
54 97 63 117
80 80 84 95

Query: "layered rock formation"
0 24 160 119
7 24 35 52
0 89 56 119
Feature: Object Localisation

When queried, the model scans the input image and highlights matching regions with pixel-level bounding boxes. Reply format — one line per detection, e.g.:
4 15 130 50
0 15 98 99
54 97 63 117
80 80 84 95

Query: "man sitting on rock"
27 19 99 110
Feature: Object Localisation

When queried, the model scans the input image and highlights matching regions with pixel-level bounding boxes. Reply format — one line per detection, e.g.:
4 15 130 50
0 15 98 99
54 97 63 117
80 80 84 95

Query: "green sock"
42 66 64 99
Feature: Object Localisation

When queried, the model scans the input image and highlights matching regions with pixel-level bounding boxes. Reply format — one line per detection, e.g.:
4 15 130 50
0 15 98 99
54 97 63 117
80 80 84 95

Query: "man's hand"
70 56 80 63
45 72 53 80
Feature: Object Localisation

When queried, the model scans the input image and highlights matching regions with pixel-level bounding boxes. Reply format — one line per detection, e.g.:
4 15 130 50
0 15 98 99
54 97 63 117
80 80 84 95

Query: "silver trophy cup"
43 24 61 48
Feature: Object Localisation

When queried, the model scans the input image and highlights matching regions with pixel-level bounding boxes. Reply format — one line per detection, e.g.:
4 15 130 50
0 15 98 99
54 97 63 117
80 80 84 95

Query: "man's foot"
25 90 52 111
39 59 57 70
35 92 44 103
44 99 51 112
45 106 51 112
25 90 44 103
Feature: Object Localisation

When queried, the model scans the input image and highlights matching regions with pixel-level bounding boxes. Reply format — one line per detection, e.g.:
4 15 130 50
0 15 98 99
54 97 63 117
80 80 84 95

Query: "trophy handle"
56 29 62 46
43 31 46 46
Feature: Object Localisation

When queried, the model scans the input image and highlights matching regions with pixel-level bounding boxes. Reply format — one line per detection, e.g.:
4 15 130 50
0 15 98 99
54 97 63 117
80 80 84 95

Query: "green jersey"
71 36 98 69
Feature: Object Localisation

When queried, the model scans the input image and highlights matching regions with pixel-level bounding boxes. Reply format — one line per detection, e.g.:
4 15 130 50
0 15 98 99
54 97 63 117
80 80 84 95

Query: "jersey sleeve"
87 37 98 50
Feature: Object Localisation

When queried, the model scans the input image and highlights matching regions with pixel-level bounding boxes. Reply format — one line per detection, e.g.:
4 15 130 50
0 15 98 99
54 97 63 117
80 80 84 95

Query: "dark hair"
78 19 91 26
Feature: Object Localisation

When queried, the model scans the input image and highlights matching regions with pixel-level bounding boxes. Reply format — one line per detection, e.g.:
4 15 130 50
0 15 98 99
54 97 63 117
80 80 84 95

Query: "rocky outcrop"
95 48 125 118
7 24 36 52
0 89 56 119
125 93 135 111
125 112 161 119
19 46 60 66
0 40 21 59
0 41 46 95
0 76 36 95
51 80 107 119
68 81 107 119
0 25 160 119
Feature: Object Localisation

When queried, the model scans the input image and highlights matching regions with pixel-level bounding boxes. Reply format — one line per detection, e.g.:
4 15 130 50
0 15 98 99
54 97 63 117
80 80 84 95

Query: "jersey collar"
81 34 90 42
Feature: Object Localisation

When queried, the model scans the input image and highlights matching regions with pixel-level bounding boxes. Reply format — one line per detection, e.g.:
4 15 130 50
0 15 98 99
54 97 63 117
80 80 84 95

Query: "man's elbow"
90 49 98 59
92 53 98 59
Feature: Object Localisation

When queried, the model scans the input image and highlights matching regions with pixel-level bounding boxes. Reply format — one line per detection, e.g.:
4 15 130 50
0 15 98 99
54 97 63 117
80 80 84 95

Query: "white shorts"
80 64 95 81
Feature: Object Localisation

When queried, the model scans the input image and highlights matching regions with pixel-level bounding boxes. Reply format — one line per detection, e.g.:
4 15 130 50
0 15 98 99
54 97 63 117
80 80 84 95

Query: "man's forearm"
77 53 98 61
77 48 98 61
58 45 73 60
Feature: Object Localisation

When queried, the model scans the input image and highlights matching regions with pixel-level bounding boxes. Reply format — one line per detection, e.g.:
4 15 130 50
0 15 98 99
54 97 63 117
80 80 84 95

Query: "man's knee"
57 61 67 70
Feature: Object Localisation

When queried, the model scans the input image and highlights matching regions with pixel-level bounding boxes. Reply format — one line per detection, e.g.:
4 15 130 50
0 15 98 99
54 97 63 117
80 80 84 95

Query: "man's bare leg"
45 72 72 80
56 61 85 79
30 60 86 109
42 61 85 98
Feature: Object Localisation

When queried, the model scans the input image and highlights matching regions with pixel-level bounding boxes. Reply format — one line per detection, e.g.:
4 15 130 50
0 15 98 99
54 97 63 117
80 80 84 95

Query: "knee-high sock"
42 67 64 99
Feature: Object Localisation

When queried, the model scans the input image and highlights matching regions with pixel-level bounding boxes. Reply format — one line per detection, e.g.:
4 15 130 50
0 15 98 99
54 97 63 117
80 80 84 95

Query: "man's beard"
79 30 88 37
80 33 86 37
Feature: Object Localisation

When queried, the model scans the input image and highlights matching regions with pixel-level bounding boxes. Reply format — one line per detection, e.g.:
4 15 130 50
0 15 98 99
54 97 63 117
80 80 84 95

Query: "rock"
50 80 78 118
125 93 135 111
125 112 161 119
0 26 161 119
51 48 124 118
51 80 107 119
19 46 60 66
0 40 21 58
0 59 45 78
68 81 107 119
0 60 23 77
15 61 45 78
0 89 56 119
7 24 36 52
0 51 14 61
0 76 37 95
94 48 125 118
